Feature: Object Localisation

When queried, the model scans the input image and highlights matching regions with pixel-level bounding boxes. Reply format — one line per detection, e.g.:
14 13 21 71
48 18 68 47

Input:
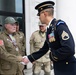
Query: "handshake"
17 56 30 65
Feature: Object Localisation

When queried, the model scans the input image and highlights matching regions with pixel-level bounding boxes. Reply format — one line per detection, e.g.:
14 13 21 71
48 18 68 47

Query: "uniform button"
66 62 68 64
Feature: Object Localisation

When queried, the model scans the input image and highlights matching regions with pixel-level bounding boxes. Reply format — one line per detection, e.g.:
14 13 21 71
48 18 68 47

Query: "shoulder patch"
57 21 64 26
61 31 69 40
0 40 4 46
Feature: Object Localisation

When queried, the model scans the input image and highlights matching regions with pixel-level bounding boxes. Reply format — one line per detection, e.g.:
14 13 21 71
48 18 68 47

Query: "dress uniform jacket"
27 18 76 75
30 30 50 62
0 30 24 75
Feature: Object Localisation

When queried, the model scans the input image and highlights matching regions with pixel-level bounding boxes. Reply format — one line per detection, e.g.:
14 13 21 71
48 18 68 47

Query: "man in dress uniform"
22 1 76 75
0 17 24 75
30 22 51 75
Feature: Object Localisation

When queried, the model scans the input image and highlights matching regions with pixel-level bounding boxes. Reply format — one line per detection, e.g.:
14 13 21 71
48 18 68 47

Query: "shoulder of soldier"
32 30 39 35
19 31 24 34
30 30 39 39
0 31 4 35
0 31 5 39
56 19 66 26
18 31 24 36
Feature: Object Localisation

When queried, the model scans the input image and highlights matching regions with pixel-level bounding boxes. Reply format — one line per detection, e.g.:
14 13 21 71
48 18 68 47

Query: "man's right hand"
22 56 30 64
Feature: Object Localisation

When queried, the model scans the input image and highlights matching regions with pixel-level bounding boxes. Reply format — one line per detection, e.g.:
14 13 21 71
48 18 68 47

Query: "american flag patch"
0 40 4 46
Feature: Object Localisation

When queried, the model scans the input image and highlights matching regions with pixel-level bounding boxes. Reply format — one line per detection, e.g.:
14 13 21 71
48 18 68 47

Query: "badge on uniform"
0 40 4 46
48 32 55 42
61 31 69 40
16 47 19 51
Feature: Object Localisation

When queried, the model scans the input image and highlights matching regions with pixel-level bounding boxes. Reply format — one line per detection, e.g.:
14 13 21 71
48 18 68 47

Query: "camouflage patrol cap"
38 21 46 26
4 17 18 24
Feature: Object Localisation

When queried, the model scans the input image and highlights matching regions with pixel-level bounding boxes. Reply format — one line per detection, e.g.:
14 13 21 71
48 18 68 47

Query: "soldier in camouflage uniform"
30 22 51 75
0 17 24 75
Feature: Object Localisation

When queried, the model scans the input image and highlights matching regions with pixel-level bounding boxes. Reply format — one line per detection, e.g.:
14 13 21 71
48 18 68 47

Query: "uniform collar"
39 30 46 38
47 18 54 28
51 18 56 25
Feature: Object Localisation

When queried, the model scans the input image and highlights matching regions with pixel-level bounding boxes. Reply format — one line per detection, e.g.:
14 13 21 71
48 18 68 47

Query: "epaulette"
57 20 65 26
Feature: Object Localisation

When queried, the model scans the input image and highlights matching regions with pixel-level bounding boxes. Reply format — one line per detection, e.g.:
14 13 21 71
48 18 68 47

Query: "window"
16 0 23 13
0 0 25 33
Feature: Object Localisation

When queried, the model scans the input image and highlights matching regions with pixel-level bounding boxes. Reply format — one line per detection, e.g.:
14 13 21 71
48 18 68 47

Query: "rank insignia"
61 31 69 40
48 32 55 42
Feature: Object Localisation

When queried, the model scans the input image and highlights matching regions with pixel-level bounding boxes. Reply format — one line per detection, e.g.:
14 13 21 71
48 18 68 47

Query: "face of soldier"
39 11 46 24
5 23 16 34
39 10 48 25
39 25 46 33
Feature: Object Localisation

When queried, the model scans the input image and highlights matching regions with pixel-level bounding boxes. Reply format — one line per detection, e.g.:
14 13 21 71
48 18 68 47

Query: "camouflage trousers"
32 61 51 74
